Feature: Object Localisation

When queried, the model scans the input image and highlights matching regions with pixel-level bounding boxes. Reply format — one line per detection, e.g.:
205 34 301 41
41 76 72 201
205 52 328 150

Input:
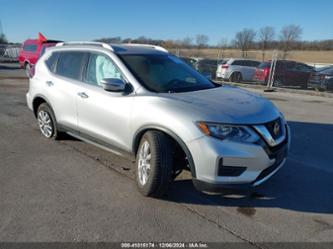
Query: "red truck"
18 33 61 77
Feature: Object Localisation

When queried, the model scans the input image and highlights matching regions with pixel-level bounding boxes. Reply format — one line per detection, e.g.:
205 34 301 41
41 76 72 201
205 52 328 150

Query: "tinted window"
322 67 333 75
295 63 313 72
45 52 59 72
23 44 37 52
258 62 271 69
200 59 218 65
218 59 229 65
55 52 88 80
232 60 242 66
249 61 260 67
85 53 123 86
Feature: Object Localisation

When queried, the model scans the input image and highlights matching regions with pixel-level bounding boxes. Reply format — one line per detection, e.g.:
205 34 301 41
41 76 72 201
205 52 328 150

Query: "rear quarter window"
45 52 60 72
55 51 89 80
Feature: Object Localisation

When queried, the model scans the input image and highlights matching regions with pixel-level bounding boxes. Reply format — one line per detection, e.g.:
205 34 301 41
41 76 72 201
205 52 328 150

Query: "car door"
282 61 297 85
47 51 89 131
241 60 254 81
294 63 313 86
77 52 134 152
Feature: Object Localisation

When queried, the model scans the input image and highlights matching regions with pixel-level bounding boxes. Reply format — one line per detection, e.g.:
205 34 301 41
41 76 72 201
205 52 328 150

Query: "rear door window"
55 51 89 80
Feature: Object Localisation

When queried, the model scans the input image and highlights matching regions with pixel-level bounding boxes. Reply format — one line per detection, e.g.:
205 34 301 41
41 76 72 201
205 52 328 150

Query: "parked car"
179 56 197 67
18 33 61 77
26 42 289 197
193 58 219 79
179 57 220 80
253 60 314 89
308 66 333 91
216 58 261 82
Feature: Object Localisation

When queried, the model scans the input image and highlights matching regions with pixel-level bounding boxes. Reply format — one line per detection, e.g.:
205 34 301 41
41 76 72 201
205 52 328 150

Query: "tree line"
1 23 332 59
95 25 333 60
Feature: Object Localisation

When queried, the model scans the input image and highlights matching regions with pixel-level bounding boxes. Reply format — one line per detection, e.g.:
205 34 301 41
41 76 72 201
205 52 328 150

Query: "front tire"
37 103 60 140
136 131 173 198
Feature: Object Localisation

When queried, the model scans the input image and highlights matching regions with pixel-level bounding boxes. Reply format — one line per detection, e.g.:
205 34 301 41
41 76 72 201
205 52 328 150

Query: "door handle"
77 92 89 98
46 81 54 87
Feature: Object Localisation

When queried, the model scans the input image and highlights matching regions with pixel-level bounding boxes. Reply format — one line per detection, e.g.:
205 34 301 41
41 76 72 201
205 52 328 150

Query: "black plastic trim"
133 125 196 178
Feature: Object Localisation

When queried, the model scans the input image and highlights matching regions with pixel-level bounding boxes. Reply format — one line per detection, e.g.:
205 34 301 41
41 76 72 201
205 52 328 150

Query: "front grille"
256 125 288 159
253 126 288 183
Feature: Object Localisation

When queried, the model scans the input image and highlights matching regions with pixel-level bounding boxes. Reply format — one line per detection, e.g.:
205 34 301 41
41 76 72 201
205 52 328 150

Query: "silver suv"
216 58 260 82
26 42 290 197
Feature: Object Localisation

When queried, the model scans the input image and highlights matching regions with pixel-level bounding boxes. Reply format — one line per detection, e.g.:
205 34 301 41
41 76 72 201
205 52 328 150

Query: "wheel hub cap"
138 141 151 185
38 110 53 138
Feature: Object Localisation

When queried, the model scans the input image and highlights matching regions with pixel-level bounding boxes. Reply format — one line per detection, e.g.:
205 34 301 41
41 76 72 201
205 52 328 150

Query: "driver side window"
86 53 123 86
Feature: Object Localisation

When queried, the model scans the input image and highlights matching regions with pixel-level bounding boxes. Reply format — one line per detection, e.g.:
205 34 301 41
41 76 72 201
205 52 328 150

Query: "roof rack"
122 43 168 53
56 41 113 51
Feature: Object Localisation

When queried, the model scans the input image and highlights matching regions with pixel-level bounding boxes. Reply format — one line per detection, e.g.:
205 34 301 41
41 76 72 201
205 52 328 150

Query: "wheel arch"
228 71 241 80
133 125 196 178
32 95 52 118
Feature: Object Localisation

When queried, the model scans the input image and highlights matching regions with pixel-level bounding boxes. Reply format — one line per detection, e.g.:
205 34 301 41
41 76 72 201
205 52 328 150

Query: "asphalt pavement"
1 64 333 245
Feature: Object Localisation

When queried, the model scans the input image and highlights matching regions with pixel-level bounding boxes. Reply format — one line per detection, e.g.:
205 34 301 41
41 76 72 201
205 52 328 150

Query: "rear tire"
273 77 284 87
37 103 61 140
230 72 242 83
136 131 173 198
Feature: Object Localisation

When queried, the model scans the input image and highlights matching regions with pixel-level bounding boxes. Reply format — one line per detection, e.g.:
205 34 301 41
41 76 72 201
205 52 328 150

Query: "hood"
158 85 281 124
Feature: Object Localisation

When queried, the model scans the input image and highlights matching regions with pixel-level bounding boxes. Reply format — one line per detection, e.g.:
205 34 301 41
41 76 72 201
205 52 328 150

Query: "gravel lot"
1 63 333 245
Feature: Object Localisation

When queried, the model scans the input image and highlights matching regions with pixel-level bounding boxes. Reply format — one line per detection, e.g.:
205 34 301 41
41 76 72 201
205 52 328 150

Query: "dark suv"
253 60 314 89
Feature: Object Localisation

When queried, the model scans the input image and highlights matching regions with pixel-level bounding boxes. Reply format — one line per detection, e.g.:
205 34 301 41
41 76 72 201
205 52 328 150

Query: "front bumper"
188 125 290 193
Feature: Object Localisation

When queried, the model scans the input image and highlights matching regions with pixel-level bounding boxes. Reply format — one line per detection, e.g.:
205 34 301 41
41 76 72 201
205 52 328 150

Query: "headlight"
196 121 259 143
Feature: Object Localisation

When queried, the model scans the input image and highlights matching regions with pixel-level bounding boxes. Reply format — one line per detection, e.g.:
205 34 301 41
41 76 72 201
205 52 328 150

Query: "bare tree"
259 26 275 61
181 37 193 48
217 38 228 59
280 25 302 59
196 34 209 49
234 29 256 57
0 33 7 44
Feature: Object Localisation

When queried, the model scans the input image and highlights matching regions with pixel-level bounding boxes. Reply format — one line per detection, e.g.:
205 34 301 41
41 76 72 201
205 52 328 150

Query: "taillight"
222 64 229 69
263 67 269 77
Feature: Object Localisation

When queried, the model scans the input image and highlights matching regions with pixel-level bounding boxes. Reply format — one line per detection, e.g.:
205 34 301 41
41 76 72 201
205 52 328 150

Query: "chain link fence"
169 48 333 92
0 44 20 62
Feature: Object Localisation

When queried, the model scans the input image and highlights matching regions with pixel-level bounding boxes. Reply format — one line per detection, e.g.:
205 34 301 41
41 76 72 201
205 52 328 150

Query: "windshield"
119 54 216 93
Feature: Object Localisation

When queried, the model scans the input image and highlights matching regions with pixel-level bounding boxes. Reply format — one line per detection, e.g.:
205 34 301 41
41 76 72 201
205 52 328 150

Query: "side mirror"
100 78 126 92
